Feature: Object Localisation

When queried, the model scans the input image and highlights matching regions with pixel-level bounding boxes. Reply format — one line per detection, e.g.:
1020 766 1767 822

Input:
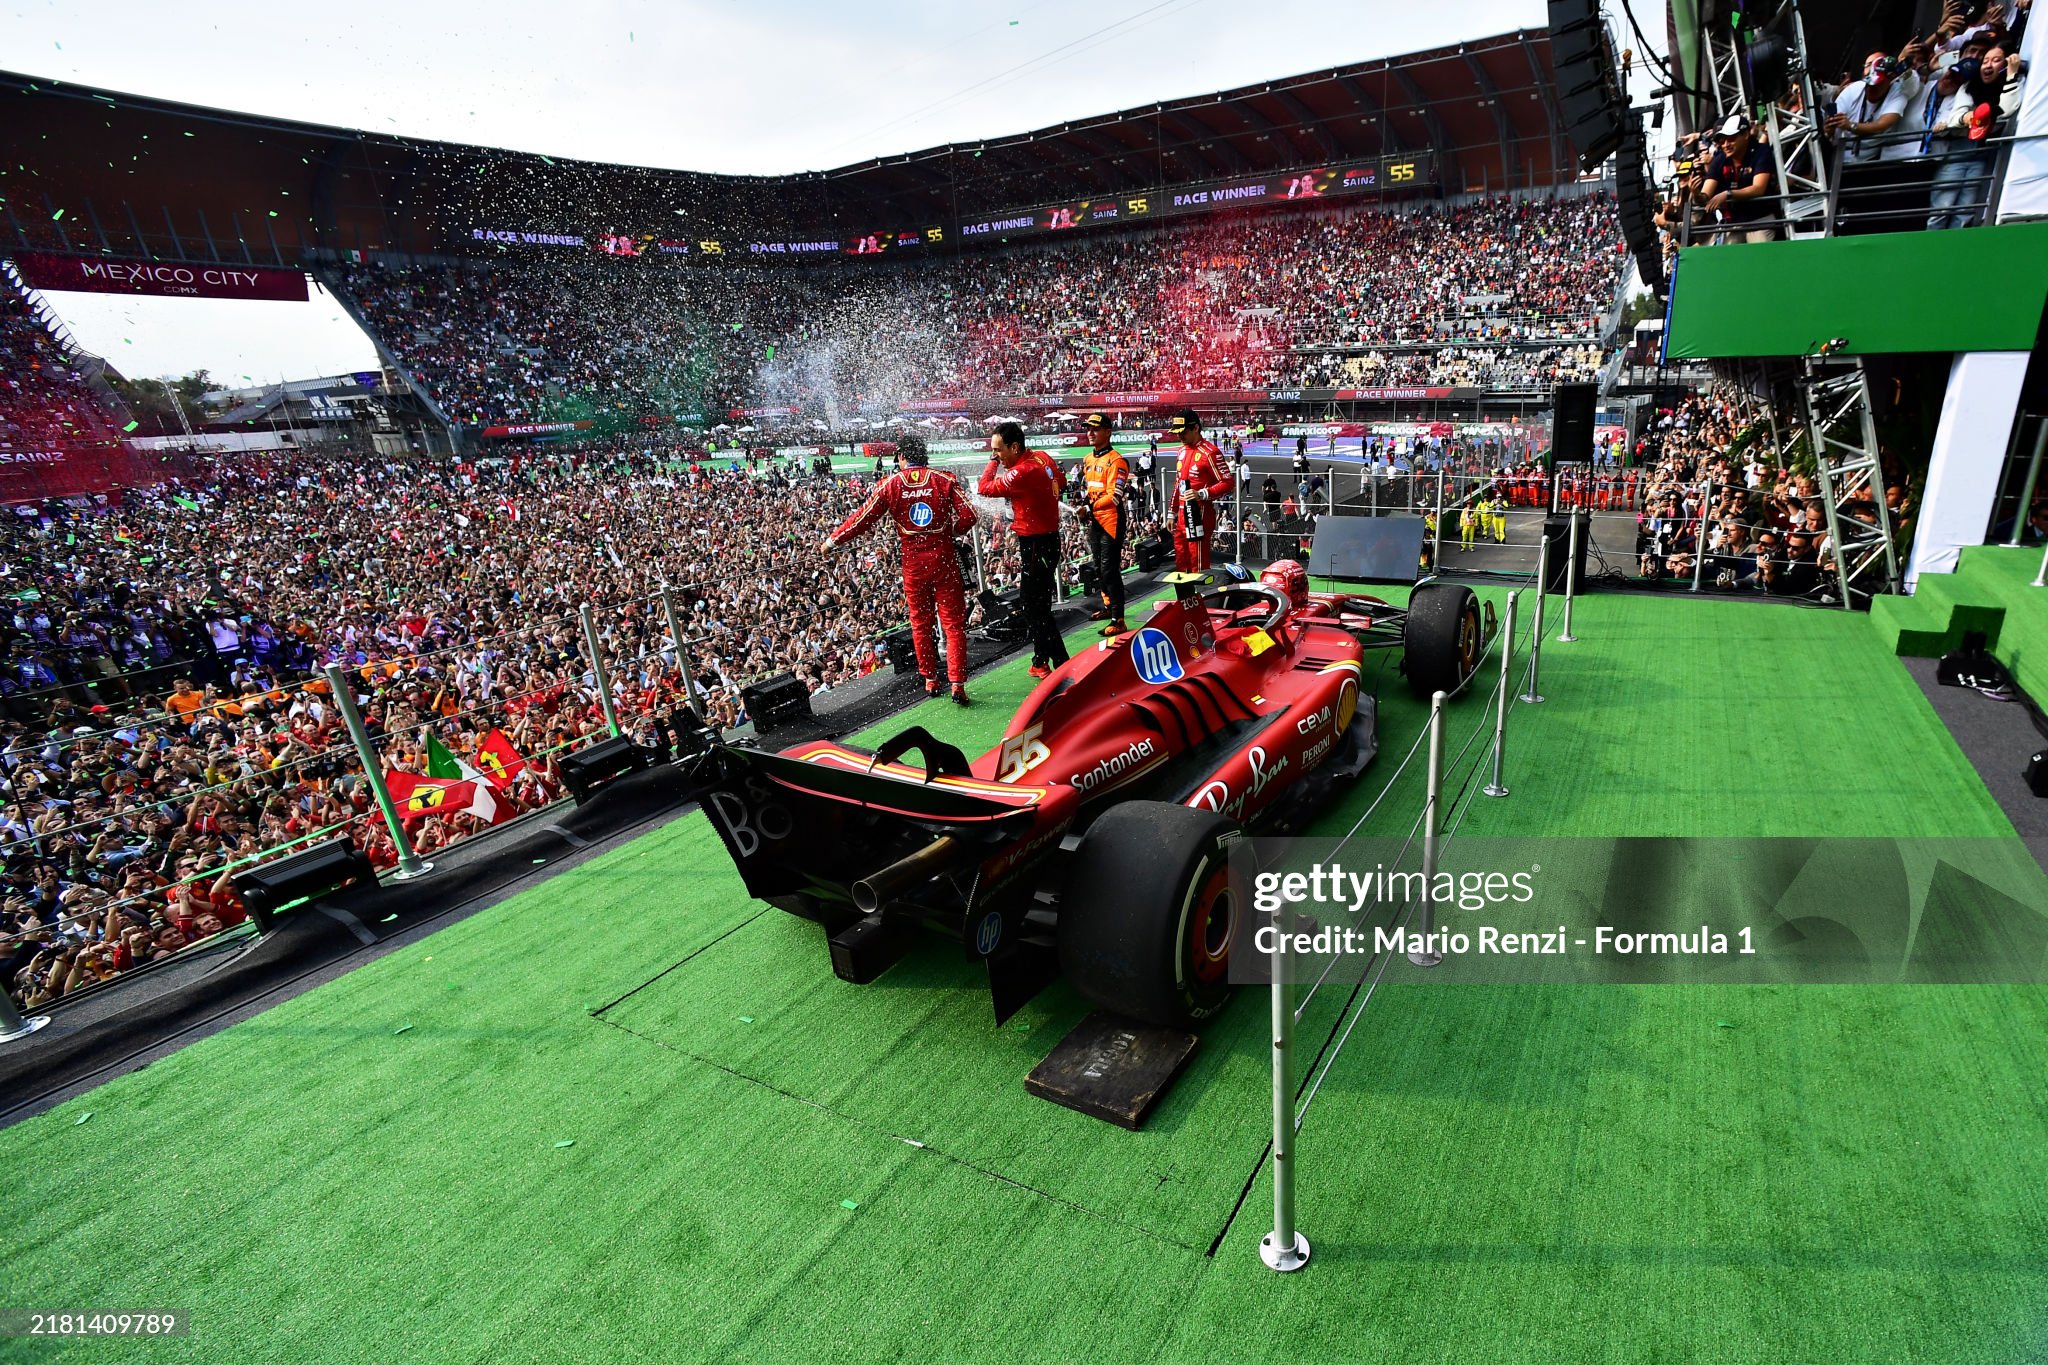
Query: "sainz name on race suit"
829 465 978 686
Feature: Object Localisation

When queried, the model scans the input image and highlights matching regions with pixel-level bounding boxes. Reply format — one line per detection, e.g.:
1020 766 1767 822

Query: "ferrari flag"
385 767 501 824
476 728 527 789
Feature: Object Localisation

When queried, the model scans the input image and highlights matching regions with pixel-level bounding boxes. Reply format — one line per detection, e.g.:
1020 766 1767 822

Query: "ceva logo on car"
1132 628 1183 684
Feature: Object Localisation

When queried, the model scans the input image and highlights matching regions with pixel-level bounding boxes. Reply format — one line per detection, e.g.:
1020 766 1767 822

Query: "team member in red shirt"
979 421 1070 678
825 436 979 704
1167 410 1233 571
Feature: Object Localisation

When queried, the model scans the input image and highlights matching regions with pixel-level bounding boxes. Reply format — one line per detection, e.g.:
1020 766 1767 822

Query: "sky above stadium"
7 0 1550 380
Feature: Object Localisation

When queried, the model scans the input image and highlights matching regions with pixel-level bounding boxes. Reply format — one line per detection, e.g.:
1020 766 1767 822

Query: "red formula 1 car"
699 572 1487 1028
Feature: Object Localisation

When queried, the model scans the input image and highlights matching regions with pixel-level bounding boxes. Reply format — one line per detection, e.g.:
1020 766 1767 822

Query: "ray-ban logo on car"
1132 628 1183 685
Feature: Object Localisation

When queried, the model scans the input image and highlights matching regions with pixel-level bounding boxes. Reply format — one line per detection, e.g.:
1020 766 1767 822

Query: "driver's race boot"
951 684 971 706
1100 620 1128 637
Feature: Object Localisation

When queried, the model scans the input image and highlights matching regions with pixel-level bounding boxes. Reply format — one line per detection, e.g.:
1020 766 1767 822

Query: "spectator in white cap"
1699 115 1779 243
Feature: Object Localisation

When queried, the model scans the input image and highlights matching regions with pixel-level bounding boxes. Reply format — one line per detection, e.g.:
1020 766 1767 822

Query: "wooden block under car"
1024 1010 1200 1130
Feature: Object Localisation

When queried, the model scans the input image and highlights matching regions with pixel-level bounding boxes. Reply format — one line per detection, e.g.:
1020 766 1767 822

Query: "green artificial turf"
4 589 2047 1364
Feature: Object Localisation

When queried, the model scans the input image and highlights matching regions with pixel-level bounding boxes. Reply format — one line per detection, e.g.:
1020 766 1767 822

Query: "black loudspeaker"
1613 114 1666 293
881 627 919 675
1133 530 1173 571
231 836 374 932
976 587 1027 641
560 733 651 804
1552 383 1597 465
1076 559 1102 601
1547 0 1626 170
742 672 813 734
1540 514 1590 594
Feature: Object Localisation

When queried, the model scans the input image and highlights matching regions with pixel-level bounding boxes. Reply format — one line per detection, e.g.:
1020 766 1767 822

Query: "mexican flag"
475 728 527 789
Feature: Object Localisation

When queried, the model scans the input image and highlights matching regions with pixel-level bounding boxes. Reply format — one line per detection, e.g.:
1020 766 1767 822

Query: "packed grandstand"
332 193 1623 426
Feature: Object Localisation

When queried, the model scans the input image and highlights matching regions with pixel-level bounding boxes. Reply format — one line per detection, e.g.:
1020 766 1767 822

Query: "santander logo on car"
1132 628 1184 684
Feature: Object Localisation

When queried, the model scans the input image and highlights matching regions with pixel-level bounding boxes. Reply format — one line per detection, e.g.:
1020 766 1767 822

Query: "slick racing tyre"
1058 802 1241 1029
1402 582 1482 701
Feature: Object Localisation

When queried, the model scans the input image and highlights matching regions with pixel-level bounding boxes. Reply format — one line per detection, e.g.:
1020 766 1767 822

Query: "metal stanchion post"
1432 466 1446 569
0 990 50 1044
1485 591 1517 797
2007 418 2046 547
1235 477 1245 564
1691 479 1712 594
1408 690 1447 967
1522 541 1548 704
1260 914 1310 1273
1559 512 1583 643
1328 469 1336 519
2033 539 2048 588
659 587 704 720
324 663 431 881
580 604 622 738
971 524 988 593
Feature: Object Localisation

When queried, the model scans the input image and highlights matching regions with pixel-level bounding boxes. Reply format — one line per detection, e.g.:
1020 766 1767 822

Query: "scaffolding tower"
1800 357 1900 608
1695 0 1832 238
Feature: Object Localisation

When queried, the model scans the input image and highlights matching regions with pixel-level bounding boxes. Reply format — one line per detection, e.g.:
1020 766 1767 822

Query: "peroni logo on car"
1132 628 1183 685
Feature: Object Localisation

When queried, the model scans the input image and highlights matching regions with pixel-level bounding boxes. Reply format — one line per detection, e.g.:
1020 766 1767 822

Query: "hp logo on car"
907 500 934 528
975 911 1003 955
1132 628 1183 685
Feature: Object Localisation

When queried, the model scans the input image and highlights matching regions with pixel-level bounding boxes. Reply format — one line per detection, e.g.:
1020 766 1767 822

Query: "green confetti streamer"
51 208 63 221
737 1015 755 1024
74 1111 93 1125
392 1024 413 1035
554 1140 576 1149
122 420 138 432
381 913 399 922
839 1199 859 1211
1715 1020 1736 1029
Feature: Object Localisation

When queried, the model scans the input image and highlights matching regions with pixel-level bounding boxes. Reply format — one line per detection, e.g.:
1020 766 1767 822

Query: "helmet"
1260 559 1309 611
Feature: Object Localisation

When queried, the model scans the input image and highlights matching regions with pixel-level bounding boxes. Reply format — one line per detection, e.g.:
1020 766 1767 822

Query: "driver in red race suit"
823 435 979 705
1167 410 1234 572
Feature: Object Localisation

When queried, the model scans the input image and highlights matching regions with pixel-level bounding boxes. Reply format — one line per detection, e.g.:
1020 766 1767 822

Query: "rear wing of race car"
697 729 1045 911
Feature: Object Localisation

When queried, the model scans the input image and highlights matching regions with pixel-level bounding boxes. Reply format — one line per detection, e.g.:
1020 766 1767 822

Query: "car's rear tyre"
1403 583 1482 700
1058 802 1240 1029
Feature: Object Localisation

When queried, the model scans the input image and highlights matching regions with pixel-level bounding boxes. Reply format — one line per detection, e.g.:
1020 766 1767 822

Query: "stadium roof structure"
0 29 1581 267
817 29 1576 220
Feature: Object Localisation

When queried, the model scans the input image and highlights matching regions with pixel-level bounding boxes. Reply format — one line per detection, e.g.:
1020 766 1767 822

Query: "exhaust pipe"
852 836 963 914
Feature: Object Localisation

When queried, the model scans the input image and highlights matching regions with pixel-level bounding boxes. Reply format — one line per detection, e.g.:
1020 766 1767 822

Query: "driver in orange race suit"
823 435 979 705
